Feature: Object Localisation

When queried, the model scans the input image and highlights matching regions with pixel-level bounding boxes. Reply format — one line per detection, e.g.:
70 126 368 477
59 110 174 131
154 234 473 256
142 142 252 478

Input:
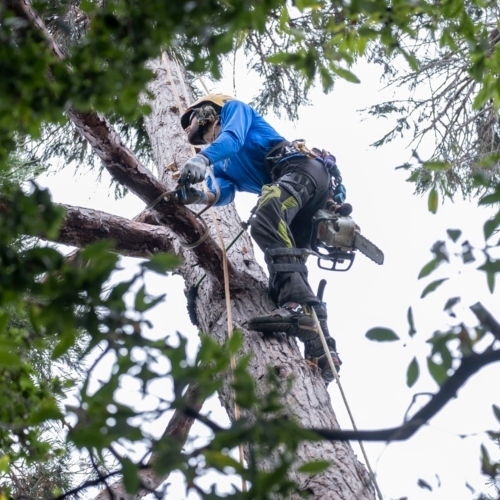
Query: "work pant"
250 156 330 306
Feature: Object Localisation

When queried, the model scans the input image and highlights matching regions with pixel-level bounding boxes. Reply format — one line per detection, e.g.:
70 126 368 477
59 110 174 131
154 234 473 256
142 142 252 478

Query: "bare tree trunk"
140 54 375 499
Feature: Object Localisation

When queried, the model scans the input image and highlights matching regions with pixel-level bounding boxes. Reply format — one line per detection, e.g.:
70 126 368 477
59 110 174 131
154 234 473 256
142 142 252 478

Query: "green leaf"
203 450 242 471
478 258 500 293
421 278 448 298
418 258 441 279
227 328 244 353
417 478 433 491
331 65 361 83
399 48 419 71
0 455 9 474
493 404 500 423
481 444 497 478
134 285 147 312
446 229 462 242
428 188 439 214
443 296 460 313
365 328 400 342
0 311 9 335
0 350 22 367
52 331 76 359
407 307 417 337
479 187 500 205
423 161 449 171
461 241 475 264
484 211 500 240
298 460 331 474
406 357 419 387
427 357 448 386
141 253 182 274
121 457 140 493
28 402 63 425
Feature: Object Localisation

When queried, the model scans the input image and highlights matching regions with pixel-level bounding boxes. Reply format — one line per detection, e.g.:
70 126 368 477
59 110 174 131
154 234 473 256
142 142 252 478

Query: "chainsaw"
310 208 384 271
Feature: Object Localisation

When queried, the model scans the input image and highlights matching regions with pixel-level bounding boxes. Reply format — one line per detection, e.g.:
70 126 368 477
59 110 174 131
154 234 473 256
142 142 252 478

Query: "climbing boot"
304 335 342 383
248 302 318 341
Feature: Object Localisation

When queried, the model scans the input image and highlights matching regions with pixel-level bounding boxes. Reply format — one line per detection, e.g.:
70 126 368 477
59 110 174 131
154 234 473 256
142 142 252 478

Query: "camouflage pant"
249 156 330 306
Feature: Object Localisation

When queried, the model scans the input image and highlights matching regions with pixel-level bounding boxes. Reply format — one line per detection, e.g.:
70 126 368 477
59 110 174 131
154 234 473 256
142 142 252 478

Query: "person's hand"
178 154 209 185
177 186 208 205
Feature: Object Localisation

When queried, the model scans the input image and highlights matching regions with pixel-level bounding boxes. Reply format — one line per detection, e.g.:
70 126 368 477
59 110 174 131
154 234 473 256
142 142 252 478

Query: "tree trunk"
141 55 375 499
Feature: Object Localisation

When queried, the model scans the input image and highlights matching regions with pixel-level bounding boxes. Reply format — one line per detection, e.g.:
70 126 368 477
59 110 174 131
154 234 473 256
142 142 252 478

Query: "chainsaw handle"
317 253 355 272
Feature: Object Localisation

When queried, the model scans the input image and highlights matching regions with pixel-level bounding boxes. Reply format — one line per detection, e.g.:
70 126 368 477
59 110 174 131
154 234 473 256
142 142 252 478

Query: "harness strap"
267 248 309 258
266 248 309 274
277 171 316 207
265 140 290 178
270 262 308 273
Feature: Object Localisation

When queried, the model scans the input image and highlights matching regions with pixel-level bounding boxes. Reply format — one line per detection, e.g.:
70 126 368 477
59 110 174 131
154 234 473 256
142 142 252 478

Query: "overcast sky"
39 59 500 500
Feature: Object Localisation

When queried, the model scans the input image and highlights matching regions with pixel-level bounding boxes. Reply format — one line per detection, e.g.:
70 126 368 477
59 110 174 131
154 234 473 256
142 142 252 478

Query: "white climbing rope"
311 308 384 500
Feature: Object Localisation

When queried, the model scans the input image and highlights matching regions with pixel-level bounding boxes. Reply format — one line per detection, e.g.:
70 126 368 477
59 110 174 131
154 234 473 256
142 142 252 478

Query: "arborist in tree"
177 94 349 383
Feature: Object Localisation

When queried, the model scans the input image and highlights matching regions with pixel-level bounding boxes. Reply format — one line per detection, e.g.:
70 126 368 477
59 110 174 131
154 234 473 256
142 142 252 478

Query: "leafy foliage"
4 0 500 177
2 0 500 498
0 179 337 498
367 2 500 199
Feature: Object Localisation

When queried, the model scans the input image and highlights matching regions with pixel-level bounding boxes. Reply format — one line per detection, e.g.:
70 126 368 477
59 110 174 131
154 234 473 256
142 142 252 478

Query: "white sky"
39 60 500 500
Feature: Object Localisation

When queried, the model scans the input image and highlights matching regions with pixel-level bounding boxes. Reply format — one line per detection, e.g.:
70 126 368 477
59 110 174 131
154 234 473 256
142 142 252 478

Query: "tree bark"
58 204 177 258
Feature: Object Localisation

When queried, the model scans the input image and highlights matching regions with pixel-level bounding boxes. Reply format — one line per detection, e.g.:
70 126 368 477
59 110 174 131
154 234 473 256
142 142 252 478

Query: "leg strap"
277 172 316 207
265 247 309 274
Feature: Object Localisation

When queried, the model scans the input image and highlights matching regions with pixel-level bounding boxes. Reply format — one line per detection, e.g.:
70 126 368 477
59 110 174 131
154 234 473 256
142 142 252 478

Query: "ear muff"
194 105 219 127
180 94 234 129
187 105 221 145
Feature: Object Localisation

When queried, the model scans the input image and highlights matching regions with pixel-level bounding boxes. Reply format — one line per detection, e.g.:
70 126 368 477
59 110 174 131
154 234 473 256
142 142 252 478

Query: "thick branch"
181 349 500 444
311 349 500 442
6 0 233 287
6 0 66 59
59 204 178 258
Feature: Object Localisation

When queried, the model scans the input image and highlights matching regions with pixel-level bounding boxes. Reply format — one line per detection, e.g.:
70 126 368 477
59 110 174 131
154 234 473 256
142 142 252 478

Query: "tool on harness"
310 207 384 270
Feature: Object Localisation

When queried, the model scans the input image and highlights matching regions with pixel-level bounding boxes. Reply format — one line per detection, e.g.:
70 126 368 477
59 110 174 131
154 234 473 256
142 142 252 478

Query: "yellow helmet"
181 94 234 130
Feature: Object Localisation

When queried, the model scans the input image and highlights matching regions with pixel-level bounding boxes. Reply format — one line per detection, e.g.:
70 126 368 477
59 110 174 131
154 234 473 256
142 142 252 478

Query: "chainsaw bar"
354 232 384 265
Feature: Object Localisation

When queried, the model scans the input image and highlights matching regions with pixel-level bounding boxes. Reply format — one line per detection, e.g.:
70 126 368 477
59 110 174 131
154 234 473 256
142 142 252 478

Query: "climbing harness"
265 139 384 269
265 139 344 193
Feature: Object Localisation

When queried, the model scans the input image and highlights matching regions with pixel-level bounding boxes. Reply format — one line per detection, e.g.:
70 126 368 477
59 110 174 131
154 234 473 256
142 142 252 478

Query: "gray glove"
179 154 209 185
177 186 208 205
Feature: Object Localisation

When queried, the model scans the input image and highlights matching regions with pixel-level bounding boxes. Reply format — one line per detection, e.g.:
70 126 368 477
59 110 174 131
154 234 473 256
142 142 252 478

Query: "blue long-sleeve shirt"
200 100 286 206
